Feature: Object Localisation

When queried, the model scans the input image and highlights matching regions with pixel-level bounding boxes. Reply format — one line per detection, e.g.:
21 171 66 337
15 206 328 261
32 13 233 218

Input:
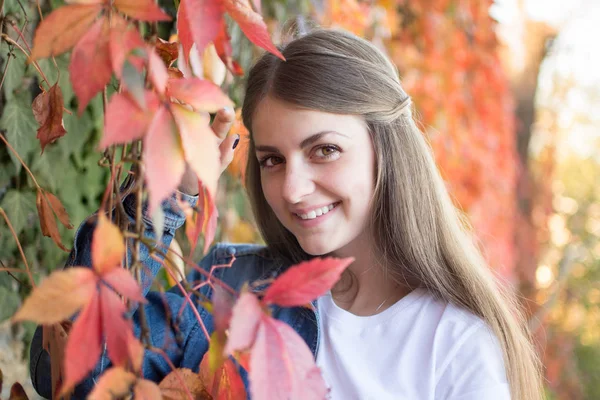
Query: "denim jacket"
30 192 320 399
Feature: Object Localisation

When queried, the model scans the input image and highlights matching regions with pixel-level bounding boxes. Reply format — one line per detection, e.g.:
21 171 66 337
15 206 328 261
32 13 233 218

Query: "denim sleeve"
30 190 198 399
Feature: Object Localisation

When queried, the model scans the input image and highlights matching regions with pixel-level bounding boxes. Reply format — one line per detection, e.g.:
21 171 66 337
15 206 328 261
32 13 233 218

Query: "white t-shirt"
315 288 511 400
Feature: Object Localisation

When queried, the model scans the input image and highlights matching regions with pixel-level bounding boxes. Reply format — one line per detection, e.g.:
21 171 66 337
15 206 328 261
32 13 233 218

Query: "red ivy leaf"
12 269 96 324
101 91 159 149
30 4 101 60
113 0 172 21
250 316 327 400
87 367 136 400
263 257 354 307
167 78 233 113
143 106 185 214
61 287 103 396
69 17 112 113
177 0 223 58
133 379 163 400
223 0 284 60
225 292 262 355
32 84 67 152
199 352 246 400
92 214 125 275
109 16 146 78
36 189 70 252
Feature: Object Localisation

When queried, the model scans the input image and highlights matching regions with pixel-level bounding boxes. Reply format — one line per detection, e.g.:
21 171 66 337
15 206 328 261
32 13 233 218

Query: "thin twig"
151 254 211 341
0 53 12 91
0 208 36 288
0 34 50 88
0 134 41 189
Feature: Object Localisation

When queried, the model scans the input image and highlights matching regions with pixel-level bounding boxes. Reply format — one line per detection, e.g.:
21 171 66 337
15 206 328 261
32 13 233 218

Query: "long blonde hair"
242 29 544 400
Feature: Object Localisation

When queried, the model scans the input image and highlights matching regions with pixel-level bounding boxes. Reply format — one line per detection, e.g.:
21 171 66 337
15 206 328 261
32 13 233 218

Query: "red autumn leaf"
61 288 102 396
222 0 284 60
101 91 159 149
92 215 126 275
175 0 194 63
225 292 262 355
143 106 186 214
186 184 219 255
199 352 246 400
12 268 96 324
113 0 172 21
60 278 144 394
262 257 354 307
214 22 244 76
36 189 70 252
155 39 179 67
249 316 327 400
32 84 67 152
159 368 209 399
30 4 102 60
100 285 140 367
102 267 147 303
212 285 234 332
44 191 73 229
87 367 136 400
134 379 163 400
43 323 71 400
171 104 220 197
109 16 146 78
9 382 29 400
177 0 223 59
69 17 112 113
148 48 169 94
167 78 233 113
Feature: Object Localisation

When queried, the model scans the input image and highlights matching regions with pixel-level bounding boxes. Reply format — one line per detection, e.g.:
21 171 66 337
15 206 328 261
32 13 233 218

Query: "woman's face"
252 96 376 257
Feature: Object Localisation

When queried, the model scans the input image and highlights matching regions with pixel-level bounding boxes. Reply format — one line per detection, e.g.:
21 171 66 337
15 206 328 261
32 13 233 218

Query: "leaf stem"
0 208 36 288
0 34 49 88
151 254 211 341
0 134 41 189
0 53 12 91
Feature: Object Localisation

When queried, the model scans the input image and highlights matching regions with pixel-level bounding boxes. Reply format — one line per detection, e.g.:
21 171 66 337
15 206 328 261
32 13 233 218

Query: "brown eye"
315 145 340 158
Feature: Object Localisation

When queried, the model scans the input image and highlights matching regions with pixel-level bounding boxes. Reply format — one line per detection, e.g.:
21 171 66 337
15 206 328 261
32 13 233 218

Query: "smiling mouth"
294 202 340 220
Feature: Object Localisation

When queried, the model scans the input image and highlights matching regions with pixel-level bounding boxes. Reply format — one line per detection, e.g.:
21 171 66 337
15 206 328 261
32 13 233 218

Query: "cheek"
260 174 282 211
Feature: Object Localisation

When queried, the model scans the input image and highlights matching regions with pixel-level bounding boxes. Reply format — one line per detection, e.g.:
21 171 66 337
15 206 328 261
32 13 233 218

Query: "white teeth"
297 203 337 220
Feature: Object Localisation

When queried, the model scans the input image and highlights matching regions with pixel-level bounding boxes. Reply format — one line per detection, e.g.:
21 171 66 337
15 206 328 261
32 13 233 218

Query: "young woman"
31 29 543 399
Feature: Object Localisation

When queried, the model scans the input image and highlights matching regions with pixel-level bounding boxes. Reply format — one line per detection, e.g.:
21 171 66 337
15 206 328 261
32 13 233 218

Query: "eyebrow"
254 131 349 153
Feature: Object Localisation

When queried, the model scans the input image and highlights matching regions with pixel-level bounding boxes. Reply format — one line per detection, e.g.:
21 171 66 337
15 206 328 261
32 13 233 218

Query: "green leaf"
0 286 20 321
0 189 36 236
60 111 92 160
0 162 16 189
1 42 27 101
0 94 38 172
30 145 65 192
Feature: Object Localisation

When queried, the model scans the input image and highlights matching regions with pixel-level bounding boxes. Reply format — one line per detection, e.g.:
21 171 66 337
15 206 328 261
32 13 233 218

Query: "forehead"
251 96 368 146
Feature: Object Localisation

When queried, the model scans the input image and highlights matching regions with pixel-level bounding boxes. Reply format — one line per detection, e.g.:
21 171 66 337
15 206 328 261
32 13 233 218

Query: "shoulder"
412 292 510 398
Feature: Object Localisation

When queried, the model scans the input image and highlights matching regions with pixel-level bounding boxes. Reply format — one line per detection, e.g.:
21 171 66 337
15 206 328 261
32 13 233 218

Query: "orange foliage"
386 0 519 276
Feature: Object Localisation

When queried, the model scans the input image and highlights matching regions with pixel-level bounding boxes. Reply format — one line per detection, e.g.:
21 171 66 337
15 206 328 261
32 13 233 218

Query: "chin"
297 239 337 257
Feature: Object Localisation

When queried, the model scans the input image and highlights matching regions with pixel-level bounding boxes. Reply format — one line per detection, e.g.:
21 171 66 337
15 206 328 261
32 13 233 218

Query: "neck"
330 236 410 316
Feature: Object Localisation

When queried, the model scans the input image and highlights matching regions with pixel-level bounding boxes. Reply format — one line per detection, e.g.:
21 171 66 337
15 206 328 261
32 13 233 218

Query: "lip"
292 202 340 228
290 202 338 215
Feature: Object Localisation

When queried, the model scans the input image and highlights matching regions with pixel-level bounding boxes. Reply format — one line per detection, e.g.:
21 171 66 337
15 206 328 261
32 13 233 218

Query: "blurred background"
0 0 598 398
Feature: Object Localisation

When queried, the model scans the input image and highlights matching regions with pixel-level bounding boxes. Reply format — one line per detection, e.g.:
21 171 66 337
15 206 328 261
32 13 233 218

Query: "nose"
281 161 315 204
